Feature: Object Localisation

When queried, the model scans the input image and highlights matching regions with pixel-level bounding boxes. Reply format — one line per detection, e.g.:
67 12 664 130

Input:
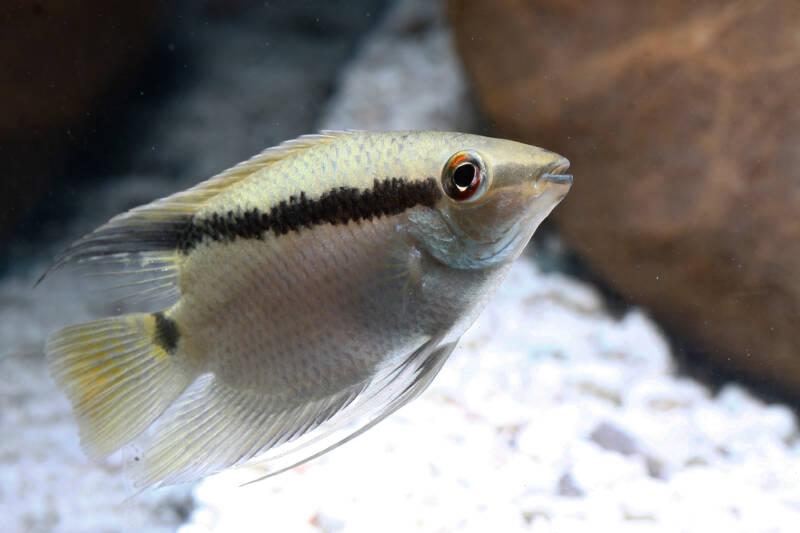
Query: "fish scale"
203 205 431 396
41 130 572 487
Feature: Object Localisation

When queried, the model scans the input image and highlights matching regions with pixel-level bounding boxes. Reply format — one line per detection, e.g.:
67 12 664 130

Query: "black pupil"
453 163 476 189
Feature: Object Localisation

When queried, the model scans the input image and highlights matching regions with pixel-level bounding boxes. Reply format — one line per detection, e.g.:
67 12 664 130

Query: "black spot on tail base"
180 177 440 252
153 312 180 355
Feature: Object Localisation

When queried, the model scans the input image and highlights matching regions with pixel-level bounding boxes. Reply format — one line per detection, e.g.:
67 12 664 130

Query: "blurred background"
1 0 798 531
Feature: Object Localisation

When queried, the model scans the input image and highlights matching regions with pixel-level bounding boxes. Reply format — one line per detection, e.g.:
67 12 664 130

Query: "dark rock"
0 1 171 238
556 471 585 498
589 422 638 456
448 0 800 398
645 455 665 479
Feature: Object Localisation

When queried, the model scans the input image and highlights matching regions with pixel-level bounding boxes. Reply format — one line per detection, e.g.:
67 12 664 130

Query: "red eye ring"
442 151 486 201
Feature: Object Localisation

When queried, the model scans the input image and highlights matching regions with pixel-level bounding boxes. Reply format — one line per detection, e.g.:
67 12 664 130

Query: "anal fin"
242 339 458 484
127 337 459 488
130 374 364 487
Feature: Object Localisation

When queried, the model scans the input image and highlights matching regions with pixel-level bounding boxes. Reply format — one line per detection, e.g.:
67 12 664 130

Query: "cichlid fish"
42 130 571 488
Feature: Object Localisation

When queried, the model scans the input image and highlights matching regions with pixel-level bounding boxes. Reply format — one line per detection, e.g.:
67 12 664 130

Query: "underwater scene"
2 1 799 532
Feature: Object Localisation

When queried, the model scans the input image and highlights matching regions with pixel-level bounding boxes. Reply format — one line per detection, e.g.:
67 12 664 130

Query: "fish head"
410 134 571 269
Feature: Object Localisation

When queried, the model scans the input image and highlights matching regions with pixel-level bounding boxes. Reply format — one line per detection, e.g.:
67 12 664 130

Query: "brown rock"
0 1 171 238
449 0 800 397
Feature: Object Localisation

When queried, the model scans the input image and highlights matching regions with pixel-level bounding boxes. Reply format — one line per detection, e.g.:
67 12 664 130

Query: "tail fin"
45 313 192 459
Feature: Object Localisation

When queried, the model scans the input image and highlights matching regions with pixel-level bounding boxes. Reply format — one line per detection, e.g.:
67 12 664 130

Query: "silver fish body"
42 130 571 487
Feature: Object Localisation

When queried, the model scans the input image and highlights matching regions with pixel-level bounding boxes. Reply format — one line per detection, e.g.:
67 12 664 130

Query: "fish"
41 130 571 488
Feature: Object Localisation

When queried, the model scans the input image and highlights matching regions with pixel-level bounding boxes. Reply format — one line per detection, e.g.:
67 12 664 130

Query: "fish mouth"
538 157 572 187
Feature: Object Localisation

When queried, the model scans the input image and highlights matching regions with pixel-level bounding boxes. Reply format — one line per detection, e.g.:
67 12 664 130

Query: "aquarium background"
2 1 798 532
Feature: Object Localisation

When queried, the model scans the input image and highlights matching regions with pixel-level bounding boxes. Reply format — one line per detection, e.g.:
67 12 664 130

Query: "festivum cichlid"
41 130 571 488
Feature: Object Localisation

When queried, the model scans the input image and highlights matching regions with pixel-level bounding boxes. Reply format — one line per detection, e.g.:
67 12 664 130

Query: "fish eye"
442 151 487 202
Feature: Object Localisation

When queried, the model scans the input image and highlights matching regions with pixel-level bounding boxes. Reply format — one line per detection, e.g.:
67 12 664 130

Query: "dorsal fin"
35 130 358 299
101 130 358 228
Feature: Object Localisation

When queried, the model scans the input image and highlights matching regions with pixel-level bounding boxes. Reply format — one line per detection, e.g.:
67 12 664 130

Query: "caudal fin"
46 313 192 459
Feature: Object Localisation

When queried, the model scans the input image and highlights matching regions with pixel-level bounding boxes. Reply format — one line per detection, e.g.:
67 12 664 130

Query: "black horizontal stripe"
180 177 440 252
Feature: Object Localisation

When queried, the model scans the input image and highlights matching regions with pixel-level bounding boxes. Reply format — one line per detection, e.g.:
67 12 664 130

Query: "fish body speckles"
41 130 572 488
